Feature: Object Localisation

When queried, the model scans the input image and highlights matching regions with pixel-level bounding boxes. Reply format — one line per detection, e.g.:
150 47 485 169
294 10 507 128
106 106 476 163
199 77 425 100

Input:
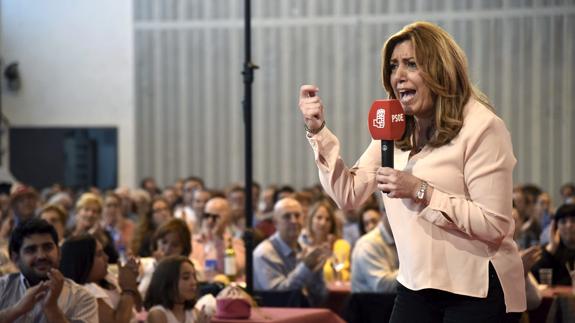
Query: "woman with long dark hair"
60 234 141 323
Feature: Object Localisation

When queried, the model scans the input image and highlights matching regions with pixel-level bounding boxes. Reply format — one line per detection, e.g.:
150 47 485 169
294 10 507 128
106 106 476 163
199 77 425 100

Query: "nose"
36 247 49 260
394 64 407 83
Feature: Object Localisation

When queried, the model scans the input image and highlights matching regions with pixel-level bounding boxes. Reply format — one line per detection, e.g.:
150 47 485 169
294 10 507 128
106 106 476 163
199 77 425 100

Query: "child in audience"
144 256 210 323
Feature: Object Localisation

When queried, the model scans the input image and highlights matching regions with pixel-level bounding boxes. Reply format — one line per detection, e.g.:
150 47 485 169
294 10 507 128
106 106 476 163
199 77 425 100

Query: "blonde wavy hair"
381 21 493 149
306 199 342 242
75 192 103 213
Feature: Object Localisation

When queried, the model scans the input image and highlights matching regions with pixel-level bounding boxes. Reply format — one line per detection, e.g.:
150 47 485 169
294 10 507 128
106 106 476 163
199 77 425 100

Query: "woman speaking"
298 21 525 322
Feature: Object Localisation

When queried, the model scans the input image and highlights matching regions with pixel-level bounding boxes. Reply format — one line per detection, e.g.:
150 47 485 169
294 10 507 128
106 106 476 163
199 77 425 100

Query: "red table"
212 307 345 323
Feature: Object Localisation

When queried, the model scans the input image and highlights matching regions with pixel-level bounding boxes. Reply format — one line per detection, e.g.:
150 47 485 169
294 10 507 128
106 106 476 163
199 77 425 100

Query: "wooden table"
212 307 345 323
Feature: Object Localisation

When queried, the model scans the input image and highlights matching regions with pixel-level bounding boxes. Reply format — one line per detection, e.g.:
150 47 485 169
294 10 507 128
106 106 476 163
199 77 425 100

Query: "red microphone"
368 100 406 171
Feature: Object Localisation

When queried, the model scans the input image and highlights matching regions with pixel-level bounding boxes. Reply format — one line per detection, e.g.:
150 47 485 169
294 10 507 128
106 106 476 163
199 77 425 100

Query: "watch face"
417 190 424 199
417 183 426 200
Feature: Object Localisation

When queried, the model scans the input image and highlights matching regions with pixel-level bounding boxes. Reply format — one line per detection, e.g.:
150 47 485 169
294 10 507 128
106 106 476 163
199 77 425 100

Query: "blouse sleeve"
421 115 516 245
307 128 379 210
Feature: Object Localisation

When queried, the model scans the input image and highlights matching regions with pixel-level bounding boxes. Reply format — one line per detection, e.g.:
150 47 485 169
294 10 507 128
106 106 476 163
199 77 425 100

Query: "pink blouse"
307 98 526 312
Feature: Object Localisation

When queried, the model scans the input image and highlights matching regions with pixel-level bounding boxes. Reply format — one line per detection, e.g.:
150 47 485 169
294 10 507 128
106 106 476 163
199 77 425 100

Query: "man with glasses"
191 197 245 281
253 198 331 306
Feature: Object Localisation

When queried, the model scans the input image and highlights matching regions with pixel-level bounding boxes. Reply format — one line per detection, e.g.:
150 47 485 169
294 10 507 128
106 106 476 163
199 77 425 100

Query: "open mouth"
398 89 416 104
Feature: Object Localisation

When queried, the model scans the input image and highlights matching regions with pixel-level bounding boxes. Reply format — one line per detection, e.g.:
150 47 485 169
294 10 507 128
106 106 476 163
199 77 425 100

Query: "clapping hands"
302 243 331 272
520 245 542 276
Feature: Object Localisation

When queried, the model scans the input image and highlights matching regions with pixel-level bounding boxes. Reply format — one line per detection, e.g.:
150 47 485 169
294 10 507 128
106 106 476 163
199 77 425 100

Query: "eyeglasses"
153 207 169 213
203 213 221 221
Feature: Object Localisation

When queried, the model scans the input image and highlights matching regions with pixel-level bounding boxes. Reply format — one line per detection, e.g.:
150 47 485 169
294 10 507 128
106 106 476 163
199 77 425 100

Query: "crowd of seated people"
510 183 575 318
0 178 573 322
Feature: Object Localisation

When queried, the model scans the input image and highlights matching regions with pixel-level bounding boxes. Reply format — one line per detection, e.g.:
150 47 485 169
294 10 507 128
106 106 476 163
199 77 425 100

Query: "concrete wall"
1 0 135 186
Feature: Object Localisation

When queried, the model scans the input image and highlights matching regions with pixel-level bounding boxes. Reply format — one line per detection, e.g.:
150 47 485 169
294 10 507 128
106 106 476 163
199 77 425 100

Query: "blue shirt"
253 232 327 305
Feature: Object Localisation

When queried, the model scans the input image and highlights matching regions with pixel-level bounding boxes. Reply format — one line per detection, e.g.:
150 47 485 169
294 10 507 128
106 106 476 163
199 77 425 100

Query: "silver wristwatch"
416 181 428 202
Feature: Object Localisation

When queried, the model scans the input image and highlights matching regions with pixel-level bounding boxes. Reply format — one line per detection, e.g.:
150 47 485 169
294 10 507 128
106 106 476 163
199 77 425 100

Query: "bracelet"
304 120 326 134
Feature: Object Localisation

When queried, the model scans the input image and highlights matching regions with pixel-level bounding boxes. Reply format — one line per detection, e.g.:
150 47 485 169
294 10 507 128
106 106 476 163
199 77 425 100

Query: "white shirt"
0 273 98 323
148 305 196 323
351 222 399 293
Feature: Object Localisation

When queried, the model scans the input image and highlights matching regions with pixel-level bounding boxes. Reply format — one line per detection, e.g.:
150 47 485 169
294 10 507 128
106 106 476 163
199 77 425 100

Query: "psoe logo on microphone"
373 108 385 129
392 113 404 123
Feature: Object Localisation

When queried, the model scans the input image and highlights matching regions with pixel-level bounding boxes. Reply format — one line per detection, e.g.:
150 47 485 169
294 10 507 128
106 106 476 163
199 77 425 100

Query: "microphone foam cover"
368 99 406 141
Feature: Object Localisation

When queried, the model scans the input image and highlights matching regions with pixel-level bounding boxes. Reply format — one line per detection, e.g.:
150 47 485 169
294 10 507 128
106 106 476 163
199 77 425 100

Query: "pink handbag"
215 285 252 319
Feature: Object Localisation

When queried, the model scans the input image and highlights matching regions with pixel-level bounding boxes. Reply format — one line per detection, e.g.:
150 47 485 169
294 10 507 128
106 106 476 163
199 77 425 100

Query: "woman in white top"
144 256 209 323
60 234 141 323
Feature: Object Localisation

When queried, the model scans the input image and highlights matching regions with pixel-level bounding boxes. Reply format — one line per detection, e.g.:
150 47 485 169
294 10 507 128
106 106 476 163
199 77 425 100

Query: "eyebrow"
23 241 55 250
390 56 415 62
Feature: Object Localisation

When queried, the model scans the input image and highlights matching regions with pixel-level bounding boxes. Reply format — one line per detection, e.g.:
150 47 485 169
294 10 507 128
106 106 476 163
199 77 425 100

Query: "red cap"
368 99 406 140
10 185 38 206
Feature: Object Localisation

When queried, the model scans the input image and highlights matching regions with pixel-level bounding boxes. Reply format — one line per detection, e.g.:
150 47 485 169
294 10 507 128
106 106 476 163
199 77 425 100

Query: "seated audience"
102 192 135 257
191 197 245 281
72 193 119 264
0 218 98 322
358 204 383 236
226 185 246 239
341 208 360 249
60 235 141 323
519 246 543 310
114 187 138 223
9 186 39 225
39 204 68 242
138 218 196 296
141 177 161 199
174 177 205 233
351 209 398 293
0 209 17 275
531 204 575 285
144 256 209 323
302 200 351 283
46 192 74 215
191 189 211 234
162 186 179 210
536 192 554 245
560 183 575 204
253 198 330 306
132 196 173 257
513 185 542 249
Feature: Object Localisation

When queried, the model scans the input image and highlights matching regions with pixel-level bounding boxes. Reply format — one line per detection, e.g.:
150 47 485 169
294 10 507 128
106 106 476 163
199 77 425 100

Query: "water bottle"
224 237 237 281
204 241 217 282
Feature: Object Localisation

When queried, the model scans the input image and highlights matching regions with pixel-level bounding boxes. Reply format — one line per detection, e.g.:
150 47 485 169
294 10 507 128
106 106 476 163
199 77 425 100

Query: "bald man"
253 198 330 306
191 197 245 280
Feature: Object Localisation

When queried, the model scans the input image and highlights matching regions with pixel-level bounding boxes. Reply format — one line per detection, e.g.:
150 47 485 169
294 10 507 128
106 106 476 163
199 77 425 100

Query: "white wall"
1 0 135 186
